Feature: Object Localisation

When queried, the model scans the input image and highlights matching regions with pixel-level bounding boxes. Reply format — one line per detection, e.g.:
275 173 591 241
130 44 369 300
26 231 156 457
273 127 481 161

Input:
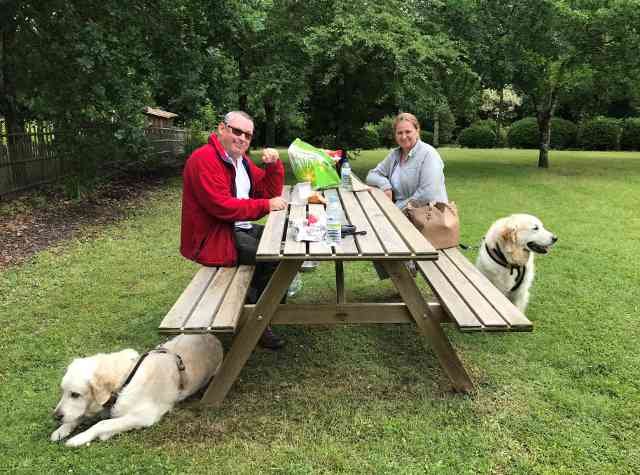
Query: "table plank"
307 203 332 256
350 174 370 192
356 190 409 255
283 204 307 256
256 185 290 257
369 187 437 257
339 188 385 256
324 189 358 256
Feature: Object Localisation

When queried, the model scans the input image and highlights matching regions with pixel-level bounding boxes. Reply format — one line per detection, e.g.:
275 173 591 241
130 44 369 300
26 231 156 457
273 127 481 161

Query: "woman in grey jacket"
366 112 447 210
366 112 447 279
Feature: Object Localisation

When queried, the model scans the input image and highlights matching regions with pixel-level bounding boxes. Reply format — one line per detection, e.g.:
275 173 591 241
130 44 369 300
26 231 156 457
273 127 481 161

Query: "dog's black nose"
53 411 63 422
552 235 558 243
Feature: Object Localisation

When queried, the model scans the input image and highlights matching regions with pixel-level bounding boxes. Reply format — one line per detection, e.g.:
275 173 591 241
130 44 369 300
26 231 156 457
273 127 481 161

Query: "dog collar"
485 243 526 292
102 348 187 410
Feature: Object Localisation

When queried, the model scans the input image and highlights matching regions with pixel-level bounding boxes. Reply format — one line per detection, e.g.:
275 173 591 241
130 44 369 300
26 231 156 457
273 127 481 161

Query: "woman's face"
395 120 419 153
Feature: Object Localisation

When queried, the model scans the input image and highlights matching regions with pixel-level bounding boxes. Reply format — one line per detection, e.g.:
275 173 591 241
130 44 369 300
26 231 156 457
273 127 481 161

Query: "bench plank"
159 267 217 331
210 265 255 332
434 252 509 329
442 248 532 330
416 260 484 331
186 267 237 330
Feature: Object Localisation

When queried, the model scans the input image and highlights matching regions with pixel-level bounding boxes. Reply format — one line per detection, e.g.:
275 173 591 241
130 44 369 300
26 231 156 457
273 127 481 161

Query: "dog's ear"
88 372 113 406
87 353 122 406
500 225 518 251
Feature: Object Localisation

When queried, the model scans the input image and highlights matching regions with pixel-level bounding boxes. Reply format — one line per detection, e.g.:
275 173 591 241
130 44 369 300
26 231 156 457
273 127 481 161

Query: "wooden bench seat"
159 265 255 334
416 247 532 332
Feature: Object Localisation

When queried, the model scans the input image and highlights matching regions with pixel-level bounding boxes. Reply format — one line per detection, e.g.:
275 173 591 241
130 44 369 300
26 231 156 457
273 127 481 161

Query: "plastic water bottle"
287 273 302 297
340 160 352 191
326 195 342 246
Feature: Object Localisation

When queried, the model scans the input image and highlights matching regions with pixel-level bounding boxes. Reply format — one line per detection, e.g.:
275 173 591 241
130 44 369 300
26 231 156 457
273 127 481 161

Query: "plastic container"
300 260 319 272
340 160 352 191
325 195 342 246
287 273 302 297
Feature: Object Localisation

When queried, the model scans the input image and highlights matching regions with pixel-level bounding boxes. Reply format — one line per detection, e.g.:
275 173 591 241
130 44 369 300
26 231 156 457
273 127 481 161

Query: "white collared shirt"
230 155 252 230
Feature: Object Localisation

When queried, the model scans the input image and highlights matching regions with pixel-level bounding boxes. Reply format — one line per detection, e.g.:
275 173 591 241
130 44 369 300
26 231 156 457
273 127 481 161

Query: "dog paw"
51 426 71 442
65 432 93 447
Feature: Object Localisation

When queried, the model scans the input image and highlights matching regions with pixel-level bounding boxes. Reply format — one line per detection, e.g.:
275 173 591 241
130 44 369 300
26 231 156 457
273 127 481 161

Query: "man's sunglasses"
225 123 253 140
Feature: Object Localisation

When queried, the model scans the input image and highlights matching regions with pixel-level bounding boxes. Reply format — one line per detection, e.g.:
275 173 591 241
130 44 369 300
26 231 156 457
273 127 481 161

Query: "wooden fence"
144 126 187 161
0 124 188 197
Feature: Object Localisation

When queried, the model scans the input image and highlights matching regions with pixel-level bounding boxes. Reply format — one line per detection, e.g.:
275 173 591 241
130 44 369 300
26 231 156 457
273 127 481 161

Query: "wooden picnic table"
200 179 475 406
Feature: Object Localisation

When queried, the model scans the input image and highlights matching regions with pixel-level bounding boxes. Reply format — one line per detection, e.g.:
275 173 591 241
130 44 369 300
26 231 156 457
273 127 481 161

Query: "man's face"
218 114 254 158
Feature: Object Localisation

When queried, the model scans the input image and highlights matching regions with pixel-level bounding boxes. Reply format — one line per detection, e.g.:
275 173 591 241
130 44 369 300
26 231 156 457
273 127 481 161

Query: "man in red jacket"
180 110 287 349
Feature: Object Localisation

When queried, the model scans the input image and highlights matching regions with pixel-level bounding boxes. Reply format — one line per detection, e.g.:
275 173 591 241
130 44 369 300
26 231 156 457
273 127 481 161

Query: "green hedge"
507 117 577 149
359 123 381 149
577 117 621 151
620 117 640 151
550 118 577 149
507 117 538 148
471 119 508 147
422 130 434 145
458 125 496 148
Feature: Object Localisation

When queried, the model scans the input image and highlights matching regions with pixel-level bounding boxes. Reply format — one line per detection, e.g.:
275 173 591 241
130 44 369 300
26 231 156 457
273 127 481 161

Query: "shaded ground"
0 172 178 269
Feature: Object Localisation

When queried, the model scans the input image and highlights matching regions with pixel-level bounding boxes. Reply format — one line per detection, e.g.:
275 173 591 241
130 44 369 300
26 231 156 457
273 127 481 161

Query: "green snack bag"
287 138 340 189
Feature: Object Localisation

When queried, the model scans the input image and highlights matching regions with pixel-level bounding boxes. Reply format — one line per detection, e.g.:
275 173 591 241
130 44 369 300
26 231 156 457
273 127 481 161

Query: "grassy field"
1 148 639 474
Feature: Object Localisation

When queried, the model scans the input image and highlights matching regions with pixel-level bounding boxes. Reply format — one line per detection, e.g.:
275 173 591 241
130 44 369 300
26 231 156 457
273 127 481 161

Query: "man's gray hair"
224 111 253 124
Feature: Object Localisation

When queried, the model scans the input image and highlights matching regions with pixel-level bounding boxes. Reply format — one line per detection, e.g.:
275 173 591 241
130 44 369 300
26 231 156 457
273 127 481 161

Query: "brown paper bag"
404 200 460 249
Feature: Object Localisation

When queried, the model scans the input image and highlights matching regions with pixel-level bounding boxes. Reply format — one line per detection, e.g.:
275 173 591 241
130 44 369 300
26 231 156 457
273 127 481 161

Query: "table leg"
381 260 474 393
335 261 345 303
201 260 302 406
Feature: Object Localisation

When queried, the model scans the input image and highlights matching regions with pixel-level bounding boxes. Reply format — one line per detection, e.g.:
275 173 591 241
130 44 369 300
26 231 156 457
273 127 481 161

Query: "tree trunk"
496 87 504 145
263 96 276 146
238 58 248 112
536 89 559 168
537 111 551 168
433 112 440 147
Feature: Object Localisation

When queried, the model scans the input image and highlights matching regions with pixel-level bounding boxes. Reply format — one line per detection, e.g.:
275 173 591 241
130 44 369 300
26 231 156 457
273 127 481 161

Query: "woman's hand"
384 189 393 200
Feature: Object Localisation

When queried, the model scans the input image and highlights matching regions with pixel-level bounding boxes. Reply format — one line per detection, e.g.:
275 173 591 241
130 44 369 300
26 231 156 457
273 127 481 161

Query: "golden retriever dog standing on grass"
51 334 223 447
476 214 557 313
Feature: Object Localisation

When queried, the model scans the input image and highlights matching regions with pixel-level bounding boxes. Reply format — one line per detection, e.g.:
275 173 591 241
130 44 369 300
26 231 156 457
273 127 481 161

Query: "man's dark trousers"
234 224 280 304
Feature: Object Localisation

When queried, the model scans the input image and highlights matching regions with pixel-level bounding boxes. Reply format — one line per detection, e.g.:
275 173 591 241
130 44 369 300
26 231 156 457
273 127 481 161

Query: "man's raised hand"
261 148 280 164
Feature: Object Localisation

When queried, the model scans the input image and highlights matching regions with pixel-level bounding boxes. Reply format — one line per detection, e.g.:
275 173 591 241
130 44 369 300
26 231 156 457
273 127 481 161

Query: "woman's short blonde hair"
393 112 421 133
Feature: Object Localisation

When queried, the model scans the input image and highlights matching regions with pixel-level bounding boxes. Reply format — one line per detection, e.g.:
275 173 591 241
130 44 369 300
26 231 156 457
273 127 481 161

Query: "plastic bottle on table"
340 159 352 191
325 194 342 246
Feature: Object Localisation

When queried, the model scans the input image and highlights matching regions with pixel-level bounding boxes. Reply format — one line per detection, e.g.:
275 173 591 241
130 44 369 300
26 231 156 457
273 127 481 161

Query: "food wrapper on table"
290 214 327 242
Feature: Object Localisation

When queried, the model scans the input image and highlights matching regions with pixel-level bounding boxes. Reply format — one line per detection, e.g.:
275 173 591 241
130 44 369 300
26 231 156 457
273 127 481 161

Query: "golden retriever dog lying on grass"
51 334 223 447
476 214 557 313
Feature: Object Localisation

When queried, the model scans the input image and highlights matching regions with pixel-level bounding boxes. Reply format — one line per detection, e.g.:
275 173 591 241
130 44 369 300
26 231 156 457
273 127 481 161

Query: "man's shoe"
259 326 285 350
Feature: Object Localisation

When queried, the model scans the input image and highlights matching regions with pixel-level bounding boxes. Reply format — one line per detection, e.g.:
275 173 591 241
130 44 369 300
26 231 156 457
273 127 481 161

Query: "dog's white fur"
476 214 557 313
51 334 223 447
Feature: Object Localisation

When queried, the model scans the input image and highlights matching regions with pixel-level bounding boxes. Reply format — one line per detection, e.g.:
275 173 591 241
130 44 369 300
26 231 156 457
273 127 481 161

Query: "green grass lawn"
1 148 639 473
